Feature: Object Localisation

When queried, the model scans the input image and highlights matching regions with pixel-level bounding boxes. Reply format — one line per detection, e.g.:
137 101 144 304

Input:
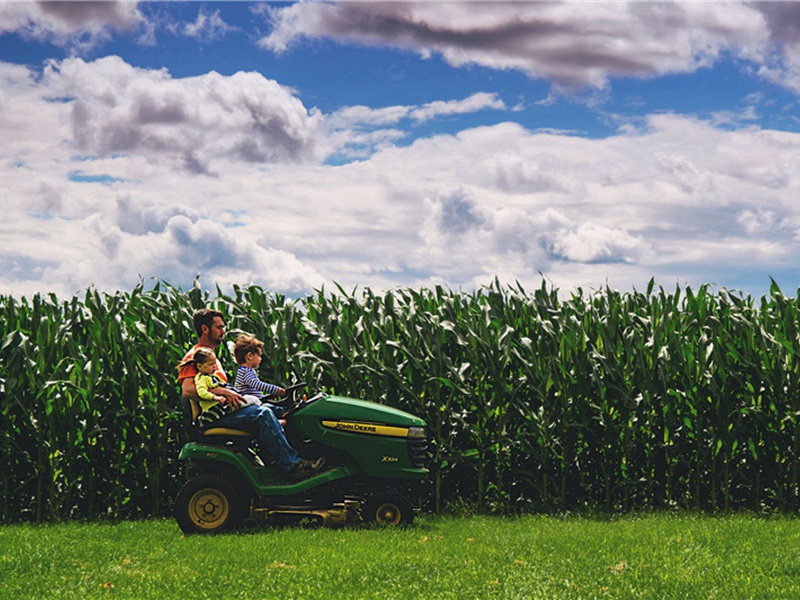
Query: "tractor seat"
181 396 254 443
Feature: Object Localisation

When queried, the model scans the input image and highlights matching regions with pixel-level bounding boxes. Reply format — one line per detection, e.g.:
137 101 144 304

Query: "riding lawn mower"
175 383 429 534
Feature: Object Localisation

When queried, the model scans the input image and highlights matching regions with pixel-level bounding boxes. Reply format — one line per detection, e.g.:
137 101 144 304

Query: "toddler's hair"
178 346 216 371
233 334 265 364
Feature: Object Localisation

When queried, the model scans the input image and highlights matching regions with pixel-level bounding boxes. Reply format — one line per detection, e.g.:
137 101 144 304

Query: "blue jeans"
213 404 299 472
262 402 286 421
240 396 285 421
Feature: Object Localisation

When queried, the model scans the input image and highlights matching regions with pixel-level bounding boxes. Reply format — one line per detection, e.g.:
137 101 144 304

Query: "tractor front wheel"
175 475 247 534
362 490 414 526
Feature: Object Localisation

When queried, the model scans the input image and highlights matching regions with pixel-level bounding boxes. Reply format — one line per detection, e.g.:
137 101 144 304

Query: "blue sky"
2 1 800 299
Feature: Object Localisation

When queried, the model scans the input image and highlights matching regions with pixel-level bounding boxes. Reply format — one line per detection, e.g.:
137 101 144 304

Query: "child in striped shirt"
233 334 287 421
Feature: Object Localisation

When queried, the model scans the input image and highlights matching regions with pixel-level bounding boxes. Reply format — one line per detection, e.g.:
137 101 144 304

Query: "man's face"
206 316 226 345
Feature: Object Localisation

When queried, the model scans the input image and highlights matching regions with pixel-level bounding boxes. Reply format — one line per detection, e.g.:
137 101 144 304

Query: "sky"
2 1 800 300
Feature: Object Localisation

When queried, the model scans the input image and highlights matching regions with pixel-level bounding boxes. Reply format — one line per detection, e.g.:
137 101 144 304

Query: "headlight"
407 426 426 439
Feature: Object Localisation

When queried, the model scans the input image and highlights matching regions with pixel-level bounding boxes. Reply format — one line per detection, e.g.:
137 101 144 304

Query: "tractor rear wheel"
362 490 414 525
175 475 247 534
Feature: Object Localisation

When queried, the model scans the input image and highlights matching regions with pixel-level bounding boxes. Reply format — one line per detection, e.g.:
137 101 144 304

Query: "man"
178 308 325 480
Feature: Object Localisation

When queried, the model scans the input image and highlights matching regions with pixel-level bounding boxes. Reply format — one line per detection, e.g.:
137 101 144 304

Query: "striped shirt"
234 365 281 399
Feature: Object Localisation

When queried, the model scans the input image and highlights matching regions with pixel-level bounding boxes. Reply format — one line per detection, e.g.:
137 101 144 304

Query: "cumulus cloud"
737 208 779 236
0 1 244 51
11 56 508 173
366 115 800 292
260 1 771 91
115 196 197 236
43 56 323 173
0 1 145 51
424 188 486 236
4 1 800 96
750 2 800 94
487 149 572 194
548 223 647 264
2 58 800 298
5 199 325 298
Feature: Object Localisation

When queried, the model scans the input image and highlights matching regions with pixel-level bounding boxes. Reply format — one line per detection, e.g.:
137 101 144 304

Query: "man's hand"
214 388 245 409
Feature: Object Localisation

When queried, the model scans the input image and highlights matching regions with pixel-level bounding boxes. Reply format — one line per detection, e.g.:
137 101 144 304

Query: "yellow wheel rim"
188 488 230 530
374 502 402 525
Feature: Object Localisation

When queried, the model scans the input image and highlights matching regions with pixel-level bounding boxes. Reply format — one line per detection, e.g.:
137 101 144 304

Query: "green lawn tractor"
174 384 429 534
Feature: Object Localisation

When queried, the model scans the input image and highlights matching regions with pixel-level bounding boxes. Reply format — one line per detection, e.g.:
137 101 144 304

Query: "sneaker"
287 456 327 480
309 456 326 472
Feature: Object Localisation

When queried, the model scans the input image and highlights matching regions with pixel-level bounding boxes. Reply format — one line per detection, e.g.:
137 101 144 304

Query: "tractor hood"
289 394 429 478
296 395 426 428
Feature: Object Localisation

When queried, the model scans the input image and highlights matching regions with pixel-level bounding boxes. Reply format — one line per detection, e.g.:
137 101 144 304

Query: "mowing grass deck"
1 513 798 599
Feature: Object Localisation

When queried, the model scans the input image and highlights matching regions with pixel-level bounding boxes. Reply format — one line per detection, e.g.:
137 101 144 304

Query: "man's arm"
181 377 196 399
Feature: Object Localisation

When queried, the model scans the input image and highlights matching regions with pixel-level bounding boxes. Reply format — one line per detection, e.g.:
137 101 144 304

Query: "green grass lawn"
1 513 799 599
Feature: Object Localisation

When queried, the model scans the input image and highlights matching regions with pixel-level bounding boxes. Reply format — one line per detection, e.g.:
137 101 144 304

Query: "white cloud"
409 92 507 122
548 222 647 264
330 92 506 127
2 1 799 97
737 208 778 236
261 1 770 91
257 1 800 95
44 56 324 173
0 0 145 51
2 59 800 298
751 3 800 93
24 57 506 177
325 92 507 157
182 7 235 43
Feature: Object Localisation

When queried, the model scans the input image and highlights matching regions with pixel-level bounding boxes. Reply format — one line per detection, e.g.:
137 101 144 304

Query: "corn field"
2 278 800 523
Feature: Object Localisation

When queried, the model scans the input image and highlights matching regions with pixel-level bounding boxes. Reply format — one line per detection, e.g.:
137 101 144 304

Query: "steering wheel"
280 382 328 419
283 382 307 405
263 381 306 403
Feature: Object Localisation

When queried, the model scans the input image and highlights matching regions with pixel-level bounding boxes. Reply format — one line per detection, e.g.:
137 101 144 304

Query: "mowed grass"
1 513 799 599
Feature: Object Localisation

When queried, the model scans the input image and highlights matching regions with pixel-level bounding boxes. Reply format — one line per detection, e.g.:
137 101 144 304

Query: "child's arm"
237 366 283 397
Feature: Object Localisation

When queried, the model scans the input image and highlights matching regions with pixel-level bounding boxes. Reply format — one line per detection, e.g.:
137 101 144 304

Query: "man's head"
193 308 225 346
